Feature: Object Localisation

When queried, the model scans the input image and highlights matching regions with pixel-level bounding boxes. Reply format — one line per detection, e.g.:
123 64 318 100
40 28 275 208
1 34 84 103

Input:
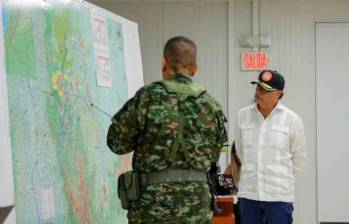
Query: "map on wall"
0 0 143 223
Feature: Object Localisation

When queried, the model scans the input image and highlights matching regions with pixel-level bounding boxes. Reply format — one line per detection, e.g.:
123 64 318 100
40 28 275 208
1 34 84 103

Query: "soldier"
107 36 227 223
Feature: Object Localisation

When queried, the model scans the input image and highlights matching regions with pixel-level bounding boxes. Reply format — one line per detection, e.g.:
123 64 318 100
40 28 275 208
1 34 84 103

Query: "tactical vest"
140 77 210 185
158 79 206 163
118 77 215 209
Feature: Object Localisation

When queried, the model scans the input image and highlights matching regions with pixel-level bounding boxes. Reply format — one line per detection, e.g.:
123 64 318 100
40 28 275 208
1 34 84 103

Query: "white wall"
88 1 349 223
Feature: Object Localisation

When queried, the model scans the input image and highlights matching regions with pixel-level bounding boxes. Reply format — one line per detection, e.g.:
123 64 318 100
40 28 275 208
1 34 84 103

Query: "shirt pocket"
241 123 254 148
271 125 290 149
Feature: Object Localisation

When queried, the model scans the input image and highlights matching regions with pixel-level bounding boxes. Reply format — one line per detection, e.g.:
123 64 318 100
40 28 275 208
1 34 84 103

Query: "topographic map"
1 0 142 223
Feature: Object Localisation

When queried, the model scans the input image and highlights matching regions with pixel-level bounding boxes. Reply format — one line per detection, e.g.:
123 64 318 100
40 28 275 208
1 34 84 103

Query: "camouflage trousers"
127 182 212 224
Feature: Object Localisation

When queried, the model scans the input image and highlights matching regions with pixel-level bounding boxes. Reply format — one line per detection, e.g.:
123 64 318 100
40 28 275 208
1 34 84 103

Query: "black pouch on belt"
117 170 140 210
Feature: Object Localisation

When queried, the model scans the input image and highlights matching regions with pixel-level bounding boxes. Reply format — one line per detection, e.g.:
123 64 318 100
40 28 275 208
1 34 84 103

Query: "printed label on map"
95 51 112 87
91 12 110 52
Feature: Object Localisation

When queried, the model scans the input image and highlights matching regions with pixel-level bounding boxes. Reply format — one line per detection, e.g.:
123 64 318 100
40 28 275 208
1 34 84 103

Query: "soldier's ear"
190 63 199 77
161 57 167 69
162 57 171 80
162 57 168 75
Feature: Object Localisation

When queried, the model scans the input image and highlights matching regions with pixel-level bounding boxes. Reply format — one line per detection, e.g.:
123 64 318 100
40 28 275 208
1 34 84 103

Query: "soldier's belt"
139 169 208 186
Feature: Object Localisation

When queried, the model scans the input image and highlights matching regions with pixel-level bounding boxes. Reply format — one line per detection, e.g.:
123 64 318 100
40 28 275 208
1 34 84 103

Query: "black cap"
251 70 285 91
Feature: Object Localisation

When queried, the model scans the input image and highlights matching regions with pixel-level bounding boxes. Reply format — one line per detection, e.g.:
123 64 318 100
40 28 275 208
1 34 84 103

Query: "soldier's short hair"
163 36 197 72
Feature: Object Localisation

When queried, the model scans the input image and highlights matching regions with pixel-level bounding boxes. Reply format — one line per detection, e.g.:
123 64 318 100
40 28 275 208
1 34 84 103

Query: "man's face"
254 85 283 107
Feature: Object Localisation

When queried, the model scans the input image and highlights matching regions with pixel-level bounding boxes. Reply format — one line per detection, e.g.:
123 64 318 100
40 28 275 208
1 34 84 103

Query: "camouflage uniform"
107 74 227 223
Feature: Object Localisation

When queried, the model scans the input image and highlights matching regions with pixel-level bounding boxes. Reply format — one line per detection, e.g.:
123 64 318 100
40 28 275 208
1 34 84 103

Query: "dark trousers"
239 198 293 224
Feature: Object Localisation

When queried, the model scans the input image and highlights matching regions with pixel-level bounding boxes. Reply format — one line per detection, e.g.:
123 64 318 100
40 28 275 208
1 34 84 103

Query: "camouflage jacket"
107 74 227 223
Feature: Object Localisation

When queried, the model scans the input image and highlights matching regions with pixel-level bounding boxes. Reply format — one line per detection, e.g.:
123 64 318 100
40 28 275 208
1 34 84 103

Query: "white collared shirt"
235 102 306 202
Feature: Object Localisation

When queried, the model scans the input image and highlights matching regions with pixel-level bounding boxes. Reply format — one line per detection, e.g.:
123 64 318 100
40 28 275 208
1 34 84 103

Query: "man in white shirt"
235 70 306 224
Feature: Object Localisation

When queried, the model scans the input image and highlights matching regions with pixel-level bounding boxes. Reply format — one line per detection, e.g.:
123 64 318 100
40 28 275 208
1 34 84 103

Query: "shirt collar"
168 73 193 83
254 101 284 111
254 101 284 119
274 101 285 111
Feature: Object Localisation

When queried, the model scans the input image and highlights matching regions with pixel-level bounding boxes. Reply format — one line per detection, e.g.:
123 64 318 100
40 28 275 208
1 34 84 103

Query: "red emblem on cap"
261 71 272 81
